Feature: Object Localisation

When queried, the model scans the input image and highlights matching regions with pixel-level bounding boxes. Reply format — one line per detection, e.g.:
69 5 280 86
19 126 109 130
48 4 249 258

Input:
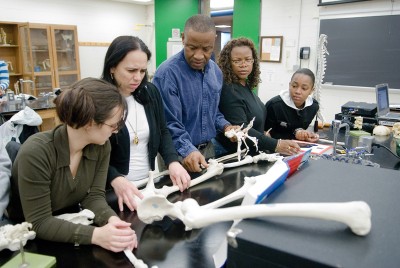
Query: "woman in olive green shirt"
8 78 137 252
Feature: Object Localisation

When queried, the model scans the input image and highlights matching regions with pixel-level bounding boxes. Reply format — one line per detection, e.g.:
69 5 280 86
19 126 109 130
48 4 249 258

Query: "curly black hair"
217 37 261 89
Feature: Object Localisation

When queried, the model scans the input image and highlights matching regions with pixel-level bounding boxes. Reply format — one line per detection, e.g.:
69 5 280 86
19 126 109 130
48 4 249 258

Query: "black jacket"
216 83 278 154
265 95 319 140
107 82 179 184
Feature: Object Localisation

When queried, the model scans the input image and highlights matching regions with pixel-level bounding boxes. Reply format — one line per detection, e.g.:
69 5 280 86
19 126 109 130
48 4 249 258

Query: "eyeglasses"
231 59 254 66
103 120 124 131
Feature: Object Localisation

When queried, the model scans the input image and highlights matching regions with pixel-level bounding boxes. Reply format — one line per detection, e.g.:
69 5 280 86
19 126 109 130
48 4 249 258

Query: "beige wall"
1 0 155 79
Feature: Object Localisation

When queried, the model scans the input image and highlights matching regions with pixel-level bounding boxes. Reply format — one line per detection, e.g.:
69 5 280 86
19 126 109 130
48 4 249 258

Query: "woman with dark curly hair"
216 37 300 156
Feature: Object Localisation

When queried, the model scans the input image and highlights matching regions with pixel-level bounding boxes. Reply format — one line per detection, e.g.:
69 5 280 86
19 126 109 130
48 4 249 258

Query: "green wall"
232 0 261 52
154 0 198 67
154 0 261 67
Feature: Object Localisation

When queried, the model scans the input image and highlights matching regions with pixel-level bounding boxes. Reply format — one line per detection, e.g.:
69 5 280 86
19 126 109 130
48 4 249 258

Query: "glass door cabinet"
19 23 80 97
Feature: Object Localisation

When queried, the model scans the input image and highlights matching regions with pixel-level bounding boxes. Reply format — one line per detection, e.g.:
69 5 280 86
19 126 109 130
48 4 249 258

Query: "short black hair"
184 14 216 34
291 68 315 87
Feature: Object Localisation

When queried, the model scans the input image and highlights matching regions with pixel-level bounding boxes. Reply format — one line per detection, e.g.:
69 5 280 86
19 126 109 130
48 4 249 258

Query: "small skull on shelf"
373 125 391 136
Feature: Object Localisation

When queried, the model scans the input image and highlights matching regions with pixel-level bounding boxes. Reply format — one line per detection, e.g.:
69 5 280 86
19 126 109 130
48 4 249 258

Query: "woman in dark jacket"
102 36 190 212
216 37 300 156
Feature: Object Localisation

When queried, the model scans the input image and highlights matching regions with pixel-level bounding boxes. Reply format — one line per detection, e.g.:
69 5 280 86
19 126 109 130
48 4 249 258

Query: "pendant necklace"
127 100 139 145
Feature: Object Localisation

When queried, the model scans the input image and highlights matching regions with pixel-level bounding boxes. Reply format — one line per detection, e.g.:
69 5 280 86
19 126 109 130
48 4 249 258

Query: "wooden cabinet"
19 23 80 96
0 21 23 92
35 108 60 132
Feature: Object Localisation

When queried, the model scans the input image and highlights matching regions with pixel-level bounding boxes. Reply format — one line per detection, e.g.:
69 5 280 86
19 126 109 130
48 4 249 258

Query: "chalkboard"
319 15 400 89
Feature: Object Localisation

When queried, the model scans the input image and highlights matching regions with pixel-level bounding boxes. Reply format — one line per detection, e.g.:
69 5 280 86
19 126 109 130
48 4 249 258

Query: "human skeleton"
224 117 258 161
1 120 372 268
313 34 329 126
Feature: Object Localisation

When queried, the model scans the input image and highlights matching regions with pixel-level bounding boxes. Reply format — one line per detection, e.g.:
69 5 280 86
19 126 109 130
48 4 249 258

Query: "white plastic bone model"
354 116 363 130
131 170 170 188
225 117 258 161
137 175 258 228
138 195 371 236
182 200 371 236
124 249 158 268
134 150 281 200
373 125 391 136
136 158 372 237
55 209 150 268
218 152 283 169
130 151 245 196
314 34 329 126
0 222 36 251
55 209 95 225
152 160 224 197
128 149 281 201
391 122 400 139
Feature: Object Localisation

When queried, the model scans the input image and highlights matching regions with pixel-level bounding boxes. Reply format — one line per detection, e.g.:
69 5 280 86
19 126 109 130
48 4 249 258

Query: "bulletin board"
260 36 283 63
319 15 400 89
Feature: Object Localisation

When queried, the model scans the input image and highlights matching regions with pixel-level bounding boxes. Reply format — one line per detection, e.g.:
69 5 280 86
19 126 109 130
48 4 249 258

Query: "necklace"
127 100 139 145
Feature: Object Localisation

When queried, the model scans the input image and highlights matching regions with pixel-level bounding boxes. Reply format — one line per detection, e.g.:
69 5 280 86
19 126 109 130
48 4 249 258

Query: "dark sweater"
107 82 179 184
264 95 319 140
217 83 278 154
8 124 116 245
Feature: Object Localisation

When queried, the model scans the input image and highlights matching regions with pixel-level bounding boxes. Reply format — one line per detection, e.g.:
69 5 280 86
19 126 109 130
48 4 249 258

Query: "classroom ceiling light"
216 25 231 28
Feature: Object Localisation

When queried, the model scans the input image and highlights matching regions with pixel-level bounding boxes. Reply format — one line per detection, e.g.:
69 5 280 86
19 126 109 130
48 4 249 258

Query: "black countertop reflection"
0 162 273 268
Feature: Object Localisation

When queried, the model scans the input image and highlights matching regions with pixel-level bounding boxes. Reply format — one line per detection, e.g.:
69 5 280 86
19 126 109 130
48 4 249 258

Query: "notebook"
375 84 400 124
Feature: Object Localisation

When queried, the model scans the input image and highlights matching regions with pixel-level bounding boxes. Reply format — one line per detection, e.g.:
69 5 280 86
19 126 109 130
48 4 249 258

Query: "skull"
392 122 400 139
373 125 391 136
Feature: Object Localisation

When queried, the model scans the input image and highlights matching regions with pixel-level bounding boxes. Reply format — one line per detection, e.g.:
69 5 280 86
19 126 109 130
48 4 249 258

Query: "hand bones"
225 117 258 161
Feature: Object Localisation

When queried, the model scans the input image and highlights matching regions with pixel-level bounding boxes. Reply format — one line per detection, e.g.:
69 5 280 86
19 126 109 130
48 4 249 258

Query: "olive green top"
8 124 117 245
